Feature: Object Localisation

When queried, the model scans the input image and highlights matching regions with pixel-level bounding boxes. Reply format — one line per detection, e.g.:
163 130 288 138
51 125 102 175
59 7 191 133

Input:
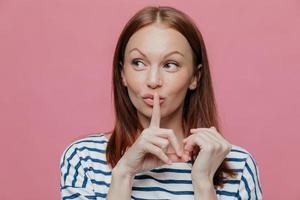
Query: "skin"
121 23 198 147
107 23 232 200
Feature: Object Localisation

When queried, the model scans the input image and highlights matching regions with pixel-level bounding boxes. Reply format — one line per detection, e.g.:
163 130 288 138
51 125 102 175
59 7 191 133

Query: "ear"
188 64 202 90
120 61 127 87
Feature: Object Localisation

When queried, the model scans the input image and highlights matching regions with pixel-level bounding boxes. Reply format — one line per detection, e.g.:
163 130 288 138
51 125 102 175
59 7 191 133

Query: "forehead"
125 24 193 57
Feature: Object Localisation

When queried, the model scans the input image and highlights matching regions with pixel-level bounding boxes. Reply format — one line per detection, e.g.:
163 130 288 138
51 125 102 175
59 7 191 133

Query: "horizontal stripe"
95 192 107 198
231 149 248 154
62 155 107 185
61 134 262 199
77 146 106 154
134 174 192 184
80 156 107 165
223 179 240 184
132 186 194 195
85 195 96 200
84 167 112 176
232 168 244 173
91 179 110 187
61 139 107 168
150 168 191 174
62 193 81 200
225 157 247 162
216 190 237 197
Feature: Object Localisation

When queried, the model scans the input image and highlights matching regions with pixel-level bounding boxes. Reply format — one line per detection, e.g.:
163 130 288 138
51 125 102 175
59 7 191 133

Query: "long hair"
106 5 237 187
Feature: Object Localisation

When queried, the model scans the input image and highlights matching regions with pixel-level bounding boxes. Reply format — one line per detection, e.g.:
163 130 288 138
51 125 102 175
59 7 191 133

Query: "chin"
138 105 154 118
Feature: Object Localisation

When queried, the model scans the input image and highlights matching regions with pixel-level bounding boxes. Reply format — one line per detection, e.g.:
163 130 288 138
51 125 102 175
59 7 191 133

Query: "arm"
106 92 183 199
183 127 231 200
60 145 100 199
237 154 263 199
192 178 217 200
106 165 134 200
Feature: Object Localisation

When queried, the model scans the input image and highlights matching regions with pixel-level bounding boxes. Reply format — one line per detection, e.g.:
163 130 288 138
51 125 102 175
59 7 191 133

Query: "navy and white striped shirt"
60 133 262 199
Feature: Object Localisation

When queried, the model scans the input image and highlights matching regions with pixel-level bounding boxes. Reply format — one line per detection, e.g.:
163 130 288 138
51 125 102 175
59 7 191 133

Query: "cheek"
162 75 191 110
124 72 146 107
125 72 144 94
164 73 191 95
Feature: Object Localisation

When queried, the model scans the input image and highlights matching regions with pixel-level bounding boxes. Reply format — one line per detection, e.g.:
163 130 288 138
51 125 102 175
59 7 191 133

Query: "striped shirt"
60 133 263 200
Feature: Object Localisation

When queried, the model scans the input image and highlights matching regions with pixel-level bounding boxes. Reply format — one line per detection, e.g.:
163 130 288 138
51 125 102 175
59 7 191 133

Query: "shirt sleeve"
60 143 103 200
236 153 263 199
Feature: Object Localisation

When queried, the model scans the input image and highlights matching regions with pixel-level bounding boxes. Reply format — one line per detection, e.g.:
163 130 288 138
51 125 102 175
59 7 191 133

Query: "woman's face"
122 24 198 123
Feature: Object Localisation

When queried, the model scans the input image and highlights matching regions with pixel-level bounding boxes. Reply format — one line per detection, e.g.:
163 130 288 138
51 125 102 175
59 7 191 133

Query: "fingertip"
177 150 183 157
190 129 196 133
184 145 188 151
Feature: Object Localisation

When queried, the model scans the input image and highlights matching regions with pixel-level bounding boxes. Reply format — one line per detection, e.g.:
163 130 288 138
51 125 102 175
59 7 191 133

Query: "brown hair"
106 5 237 187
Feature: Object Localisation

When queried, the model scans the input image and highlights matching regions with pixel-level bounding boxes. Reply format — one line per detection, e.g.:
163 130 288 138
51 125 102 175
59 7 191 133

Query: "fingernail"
178 150 183 157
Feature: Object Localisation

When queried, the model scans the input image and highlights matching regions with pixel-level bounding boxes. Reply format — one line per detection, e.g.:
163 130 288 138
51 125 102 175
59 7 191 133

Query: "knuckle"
141 144 149 153
198 131 205 137
166 130 174 137
153 148 160 154
143 134 150 140
161 140 169 148
221 143 232 154
157 149 165 157
140 134 148 143
226 144 232 152
141 129 149 136
205 144 214 152
215 143 222 151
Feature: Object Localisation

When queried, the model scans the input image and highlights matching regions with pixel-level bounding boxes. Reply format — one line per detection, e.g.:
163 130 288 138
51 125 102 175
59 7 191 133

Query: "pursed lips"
142 94 165 105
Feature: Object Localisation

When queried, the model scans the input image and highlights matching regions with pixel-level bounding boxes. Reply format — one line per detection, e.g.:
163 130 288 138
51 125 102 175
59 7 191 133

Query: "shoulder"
227 144 259 163
218 144 263 199
60 133 111 191
60 133 109 168
226 144 262 188
226 144 260 171
227 144 253 160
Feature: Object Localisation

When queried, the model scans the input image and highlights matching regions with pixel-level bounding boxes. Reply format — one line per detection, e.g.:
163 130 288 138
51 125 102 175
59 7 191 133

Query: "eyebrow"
129 48 185 59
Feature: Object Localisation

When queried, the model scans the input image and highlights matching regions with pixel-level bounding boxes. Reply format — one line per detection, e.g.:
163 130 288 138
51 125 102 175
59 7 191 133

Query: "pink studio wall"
0 0 299 199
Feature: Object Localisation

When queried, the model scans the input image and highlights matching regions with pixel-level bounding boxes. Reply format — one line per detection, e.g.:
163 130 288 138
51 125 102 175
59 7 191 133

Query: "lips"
142 93 165 106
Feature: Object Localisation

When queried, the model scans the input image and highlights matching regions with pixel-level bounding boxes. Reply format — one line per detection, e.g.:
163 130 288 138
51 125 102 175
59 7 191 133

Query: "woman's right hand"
114 92 186 177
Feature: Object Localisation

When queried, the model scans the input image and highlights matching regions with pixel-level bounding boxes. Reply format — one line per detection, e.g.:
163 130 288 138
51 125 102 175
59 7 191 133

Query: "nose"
146 66 163 89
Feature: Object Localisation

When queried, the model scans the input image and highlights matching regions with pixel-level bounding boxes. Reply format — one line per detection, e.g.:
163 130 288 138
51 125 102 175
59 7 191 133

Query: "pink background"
0 0 299 199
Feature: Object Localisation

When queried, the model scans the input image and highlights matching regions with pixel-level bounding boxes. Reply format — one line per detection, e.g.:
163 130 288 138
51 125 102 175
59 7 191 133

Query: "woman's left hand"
183 126 232 185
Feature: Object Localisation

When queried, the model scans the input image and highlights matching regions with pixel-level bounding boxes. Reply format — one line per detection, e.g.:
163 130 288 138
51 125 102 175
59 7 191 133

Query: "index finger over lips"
149 92 160 128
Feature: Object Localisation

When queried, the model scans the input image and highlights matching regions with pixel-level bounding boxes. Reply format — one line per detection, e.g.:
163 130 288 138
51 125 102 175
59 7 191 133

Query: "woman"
60 6 262 200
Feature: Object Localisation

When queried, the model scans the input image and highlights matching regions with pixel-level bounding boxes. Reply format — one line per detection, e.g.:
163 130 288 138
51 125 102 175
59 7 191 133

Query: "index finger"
149 92 160 128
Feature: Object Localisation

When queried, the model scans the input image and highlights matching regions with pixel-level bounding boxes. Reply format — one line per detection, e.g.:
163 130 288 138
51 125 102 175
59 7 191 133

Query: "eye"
164 62 180 72
131 59 146 70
